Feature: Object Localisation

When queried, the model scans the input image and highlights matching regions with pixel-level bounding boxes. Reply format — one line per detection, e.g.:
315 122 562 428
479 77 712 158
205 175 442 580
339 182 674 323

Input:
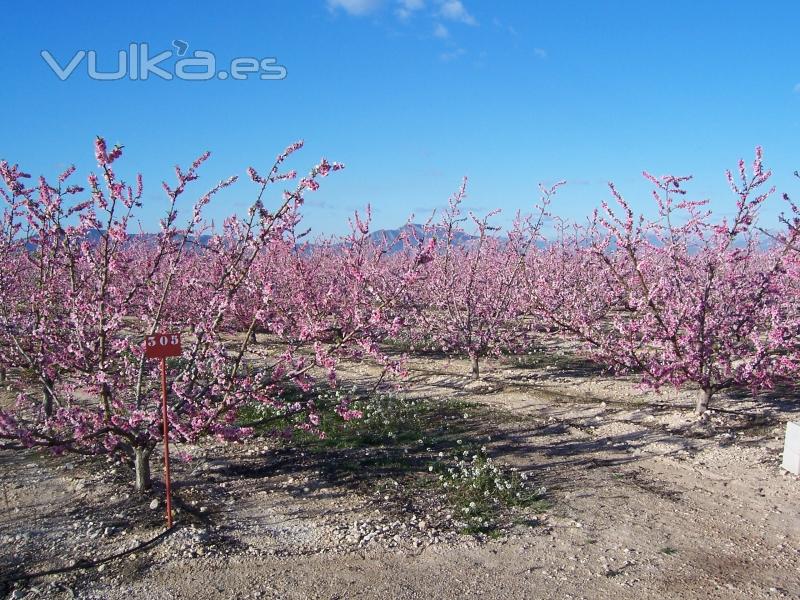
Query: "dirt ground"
1 346 799 599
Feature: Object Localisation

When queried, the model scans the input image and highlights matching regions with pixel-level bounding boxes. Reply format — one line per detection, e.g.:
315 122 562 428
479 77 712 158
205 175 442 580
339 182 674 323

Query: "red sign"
144 333 182 359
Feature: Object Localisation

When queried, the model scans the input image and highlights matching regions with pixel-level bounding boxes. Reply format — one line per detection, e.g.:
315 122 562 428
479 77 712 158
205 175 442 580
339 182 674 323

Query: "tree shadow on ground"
503 351 610 378
724 380 800 413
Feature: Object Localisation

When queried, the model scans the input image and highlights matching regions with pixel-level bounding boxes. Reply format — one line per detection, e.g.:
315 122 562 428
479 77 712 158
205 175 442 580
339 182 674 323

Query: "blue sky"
1 0 800 235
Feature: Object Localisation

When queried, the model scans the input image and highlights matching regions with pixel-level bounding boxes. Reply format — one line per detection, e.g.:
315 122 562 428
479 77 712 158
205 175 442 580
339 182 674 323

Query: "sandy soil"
1 346 799 599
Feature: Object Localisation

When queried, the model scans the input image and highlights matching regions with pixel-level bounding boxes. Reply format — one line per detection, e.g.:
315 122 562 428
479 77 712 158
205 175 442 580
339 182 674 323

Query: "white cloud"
438 0 476 25
533 47 547 59
434 23 449 38
327 0 383 16
396 0 425 19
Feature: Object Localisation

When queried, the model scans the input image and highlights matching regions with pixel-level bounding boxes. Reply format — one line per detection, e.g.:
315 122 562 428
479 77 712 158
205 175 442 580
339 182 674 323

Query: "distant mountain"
367 223 478 252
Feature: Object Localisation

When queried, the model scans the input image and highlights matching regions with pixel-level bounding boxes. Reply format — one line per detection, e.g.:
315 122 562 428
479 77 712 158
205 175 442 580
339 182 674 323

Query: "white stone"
782 421 800 475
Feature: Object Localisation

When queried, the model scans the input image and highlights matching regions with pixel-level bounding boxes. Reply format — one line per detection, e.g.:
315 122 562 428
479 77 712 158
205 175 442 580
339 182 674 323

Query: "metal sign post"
145 333 182 529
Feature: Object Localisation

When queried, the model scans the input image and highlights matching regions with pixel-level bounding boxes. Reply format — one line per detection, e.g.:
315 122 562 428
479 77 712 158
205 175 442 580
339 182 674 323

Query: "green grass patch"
238 386 548 537
429 445 548 535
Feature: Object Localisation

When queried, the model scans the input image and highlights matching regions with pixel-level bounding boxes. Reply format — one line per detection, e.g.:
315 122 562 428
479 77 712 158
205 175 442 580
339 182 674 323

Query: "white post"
782 421 800 475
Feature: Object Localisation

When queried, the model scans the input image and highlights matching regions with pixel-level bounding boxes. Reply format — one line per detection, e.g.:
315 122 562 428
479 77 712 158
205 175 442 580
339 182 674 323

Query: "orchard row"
1 138 797 487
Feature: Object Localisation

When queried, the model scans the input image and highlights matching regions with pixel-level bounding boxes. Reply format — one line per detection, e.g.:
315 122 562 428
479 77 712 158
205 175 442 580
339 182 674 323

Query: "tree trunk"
100 382 112 421
470 355 480 379
248 330 258 345
42 376 54 418
134 447 152 492
0 366 6 383
696 388 713 415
